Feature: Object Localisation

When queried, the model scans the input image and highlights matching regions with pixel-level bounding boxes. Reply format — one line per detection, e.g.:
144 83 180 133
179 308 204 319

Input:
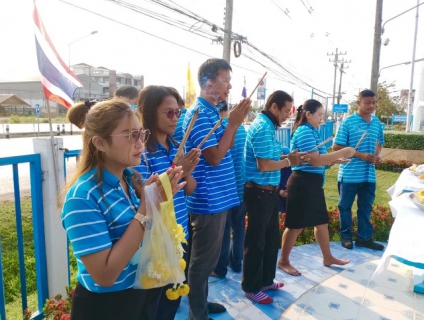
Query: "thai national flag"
33 4 82 108
241 76 247 98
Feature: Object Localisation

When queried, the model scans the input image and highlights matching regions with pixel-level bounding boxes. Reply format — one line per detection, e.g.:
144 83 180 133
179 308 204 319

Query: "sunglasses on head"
109 129 150 144
159 109 182 119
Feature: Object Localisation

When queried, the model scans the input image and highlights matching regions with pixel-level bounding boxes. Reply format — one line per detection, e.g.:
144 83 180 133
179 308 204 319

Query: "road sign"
35 104 40 117
333 104 348 113
392 114 407 123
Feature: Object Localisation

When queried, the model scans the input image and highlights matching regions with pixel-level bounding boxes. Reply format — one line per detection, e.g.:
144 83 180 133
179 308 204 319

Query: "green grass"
0 200 37 304
323 165 400 210
1 198 77 318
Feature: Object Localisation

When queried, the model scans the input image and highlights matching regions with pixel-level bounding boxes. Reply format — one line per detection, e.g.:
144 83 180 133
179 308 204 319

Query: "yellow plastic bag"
134 173 188 298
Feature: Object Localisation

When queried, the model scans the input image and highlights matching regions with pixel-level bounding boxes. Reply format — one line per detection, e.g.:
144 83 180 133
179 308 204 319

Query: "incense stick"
374 140 380 156
355 131 367 149
309 136 334 153
248 72 267 100
172 108 199 165
197 119 223 149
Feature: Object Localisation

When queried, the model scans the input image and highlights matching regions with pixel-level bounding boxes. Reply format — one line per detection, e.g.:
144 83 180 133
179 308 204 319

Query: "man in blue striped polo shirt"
182 58 251 320
213 101 247 278
333 89 384 251
243 90 306 304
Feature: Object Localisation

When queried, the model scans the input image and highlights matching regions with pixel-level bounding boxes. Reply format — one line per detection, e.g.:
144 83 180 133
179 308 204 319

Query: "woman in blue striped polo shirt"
133 85 200 319
62 99 185 319
278 99 356 276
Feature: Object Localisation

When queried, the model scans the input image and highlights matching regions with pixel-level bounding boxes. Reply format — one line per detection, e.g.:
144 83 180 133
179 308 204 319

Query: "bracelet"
285 157 291 167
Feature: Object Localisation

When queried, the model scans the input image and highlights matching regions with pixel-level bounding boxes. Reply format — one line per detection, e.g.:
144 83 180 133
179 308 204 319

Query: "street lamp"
379 58 424 76
381 2 423 132
68 30 98 68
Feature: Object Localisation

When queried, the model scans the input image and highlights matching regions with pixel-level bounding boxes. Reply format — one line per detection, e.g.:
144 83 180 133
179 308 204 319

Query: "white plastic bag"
134 173 188 298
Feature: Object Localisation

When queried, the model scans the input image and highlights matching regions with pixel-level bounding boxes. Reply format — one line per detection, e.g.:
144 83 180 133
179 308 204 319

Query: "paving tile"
357 304 415 320
363 285 415 312
174 244 421 320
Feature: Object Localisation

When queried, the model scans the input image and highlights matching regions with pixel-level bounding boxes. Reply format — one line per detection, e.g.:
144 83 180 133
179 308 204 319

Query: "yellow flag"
185 63 196 108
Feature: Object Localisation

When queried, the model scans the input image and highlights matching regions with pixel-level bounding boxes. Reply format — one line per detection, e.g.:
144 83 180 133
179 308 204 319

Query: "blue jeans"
338 182 376 240
214 204 246 277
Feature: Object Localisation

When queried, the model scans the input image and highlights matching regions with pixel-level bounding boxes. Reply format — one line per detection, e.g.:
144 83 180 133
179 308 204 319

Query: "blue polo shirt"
244 113 281 186
61 168 140 293
173 108 187 143
132 139 189 238
182 97 239 214
291 123 326 176
335 112 384 183
222 118 247 202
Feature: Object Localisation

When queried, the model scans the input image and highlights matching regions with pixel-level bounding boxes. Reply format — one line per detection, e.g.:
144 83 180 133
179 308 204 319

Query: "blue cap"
281 147 290 155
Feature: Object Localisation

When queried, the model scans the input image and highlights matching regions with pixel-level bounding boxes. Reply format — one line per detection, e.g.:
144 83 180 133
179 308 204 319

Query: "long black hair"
137 85 181 152
291 99 323 136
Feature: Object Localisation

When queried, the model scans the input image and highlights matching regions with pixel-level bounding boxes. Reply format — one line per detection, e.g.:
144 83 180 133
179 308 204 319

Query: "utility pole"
407 0 420 132
328 48 346 119
337 61 351 104
370 0 383 94
222 0 233 62
88 66 92 99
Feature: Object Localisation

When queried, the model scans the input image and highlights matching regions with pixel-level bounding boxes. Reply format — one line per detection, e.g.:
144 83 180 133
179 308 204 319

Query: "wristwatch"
133 212 149 231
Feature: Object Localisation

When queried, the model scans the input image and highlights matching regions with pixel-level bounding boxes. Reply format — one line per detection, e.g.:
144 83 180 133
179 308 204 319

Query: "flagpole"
46 98 62 207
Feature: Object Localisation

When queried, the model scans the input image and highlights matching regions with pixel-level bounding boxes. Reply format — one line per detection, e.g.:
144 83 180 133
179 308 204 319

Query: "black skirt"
285 170 329 229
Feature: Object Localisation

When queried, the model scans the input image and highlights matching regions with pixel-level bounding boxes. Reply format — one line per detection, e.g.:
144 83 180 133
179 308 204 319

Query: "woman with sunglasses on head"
62 99 185 320
133 85 200 320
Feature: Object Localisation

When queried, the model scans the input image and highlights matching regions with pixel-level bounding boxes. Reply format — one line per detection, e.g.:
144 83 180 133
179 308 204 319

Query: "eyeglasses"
159 109 182 119
109 129 150 144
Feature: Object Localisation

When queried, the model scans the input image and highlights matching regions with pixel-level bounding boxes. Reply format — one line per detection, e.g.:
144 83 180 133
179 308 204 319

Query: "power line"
59 0 215 58
56 0 290 89
108 0 330 93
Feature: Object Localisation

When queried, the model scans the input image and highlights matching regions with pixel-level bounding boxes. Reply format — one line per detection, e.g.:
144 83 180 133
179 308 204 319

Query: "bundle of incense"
172 108 199 166
355 131 368 149
197 119 223 149
248 72 268 100
309 136 334 153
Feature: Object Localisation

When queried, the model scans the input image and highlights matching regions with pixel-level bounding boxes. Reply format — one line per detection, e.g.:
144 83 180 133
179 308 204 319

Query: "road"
0 135 83 201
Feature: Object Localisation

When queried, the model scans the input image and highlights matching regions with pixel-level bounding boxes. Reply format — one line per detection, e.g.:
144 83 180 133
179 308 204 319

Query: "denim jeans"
338 182 376 240
214 203 246 277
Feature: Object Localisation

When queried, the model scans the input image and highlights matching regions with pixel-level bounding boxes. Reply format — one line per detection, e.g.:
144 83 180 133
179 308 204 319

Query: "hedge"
383 131 424 150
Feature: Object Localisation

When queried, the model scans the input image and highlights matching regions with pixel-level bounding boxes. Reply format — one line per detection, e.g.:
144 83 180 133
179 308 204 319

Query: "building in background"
0 64 144 116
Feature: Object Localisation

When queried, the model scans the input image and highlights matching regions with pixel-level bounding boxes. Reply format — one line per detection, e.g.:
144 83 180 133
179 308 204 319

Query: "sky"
0 0 423 107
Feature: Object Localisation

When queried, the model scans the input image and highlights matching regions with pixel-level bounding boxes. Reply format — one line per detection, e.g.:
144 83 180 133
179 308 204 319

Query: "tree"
375 81 405 120
348 82 405 119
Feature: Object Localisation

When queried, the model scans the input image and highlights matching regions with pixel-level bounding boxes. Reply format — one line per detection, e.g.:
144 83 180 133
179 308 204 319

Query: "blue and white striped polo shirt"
172 108 187 143
61 168 140 293
291 123 327 176
335 112 384 183
132 139 189 238
244 113 281 186
222 118 247 202
182 97 239 214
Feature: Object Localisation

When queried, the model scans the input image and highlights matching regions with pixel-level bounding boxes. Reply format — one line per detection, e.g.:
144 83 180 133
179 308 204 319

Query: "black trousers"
242 186 280 293
71 282 162 320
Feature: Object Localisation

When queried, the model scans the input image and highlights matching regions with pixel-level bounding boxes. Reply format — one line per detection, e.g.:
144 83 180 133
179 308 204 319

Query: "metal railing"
275 121 335 149
0 154 48 320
